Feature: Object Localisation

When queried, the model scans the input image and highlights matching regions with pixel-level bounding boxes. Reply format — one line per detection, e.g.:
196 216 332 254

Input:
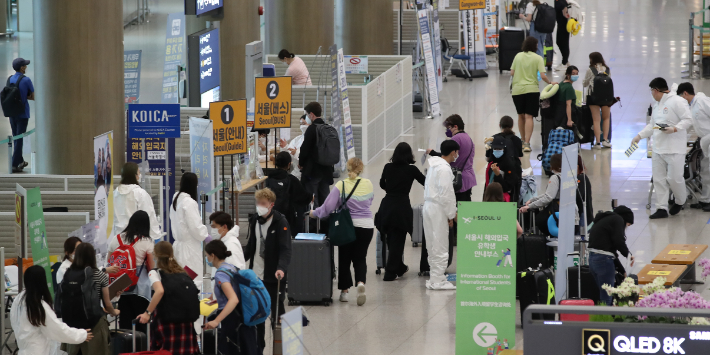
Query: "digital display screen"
199 28 220 94
201 86 220 108
196 0 223 16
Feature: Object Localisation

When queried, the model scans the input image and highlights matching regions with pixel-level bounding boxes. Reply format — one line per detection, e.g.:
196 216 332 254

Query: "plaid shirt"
150 310 200 355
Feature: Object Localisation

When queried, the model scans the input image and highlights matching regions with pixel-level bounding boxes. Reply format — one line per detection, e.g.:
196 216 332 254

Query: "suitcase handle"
201 324 218 353
132 318 150 352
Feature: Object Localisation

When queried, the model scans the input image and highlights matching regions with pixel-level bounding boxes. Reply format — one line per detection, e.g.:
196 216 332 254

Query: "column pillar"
0 0 7 34
335 0 393 55
33 0 124 174
265 0 334 55
220 0 260 100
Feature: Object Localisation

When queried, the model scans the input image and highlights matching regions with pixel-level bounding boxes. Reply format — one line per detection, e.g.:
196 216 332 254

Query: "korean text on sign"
254 76 292 129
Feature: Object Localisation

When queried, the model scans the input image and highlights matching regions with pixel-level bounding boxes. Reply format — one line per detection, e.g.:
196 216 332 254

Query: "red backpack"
107 235 141 290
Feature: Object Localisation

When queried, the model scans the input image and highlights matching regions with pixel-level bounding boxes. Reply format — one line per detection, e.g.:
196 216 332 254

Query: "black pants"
338 227 373 290
301 175 330 207
117 294 149 334
257 279 286 353
419 226 454 273
384 227 408 279
556 25 570 65
211 310 258 355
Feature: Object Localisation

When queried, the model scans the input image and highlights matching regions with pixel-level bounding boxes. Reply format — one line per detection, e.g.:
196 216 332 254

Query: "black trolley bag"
109 316 147 354
498 27 525 73
289 210 333 306
375 230 389 275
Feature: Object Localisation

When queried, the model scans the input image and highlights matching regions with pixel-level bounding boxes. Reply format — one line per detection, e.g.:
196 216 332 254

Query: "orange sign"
210 100 248 156
459 0 486 10
15 193 21 225
254 76 292 129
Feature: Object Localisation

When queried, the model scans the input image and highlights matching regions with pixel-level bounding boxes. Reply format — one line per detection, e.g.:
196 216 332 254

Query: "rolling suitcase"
516 211 551 272
201 327 219 355
375 231 388 275
498 27 525 73
289 217 333 306
543 33 554 70
412 204 424 247
560 251 596 321
110 317 147 354
518 267 556 327
113 320 157 355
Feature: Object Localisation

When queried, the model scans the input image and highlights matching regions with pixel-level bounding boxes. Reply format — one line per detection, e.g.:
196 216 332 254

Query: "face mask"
493 150 504 158
453 154 459 162
305 116 313 125
259 137 266 145
210 227 221 239
256 205 270 216
205 256 214 268
445 129 453 138
570 75 579 82
300 124 308 134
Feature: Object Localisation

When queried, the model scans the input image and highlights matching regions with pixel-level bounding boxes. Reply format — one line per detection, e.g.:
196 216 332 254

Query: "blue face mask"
570 75 579 82
205 256 214 268
493 150 504 158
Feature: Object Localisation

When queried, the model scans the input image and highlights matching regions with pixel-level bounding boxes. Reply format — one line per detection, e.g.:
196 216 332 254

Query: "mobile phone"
206 299 218 306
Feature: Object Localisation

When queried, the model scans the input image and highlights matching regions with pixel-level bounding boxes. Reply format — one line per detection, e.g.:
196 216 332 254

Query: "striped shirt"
92 269 109 300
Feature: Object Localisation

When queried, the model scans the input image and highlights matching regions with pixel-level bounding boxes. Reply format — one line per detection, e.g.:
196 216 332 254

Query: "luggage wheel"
323 301 330 307
443 77 448 82
646 204 651 209
412 242 419 247
376 268 381 275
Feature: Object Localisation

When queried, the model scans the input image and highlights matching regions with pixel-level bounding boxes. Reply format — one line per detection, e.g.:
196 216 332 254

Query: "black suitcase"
518 268 556 327
110 319 147 355
567 265 601 303
202 328 219 355
543 33 554 70
499 27 525 73
288 238 333 306
375 231 388 274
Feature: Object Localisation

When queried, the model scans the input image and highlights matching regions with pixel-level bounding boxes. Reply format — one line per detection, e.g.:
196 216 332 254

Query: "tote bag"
328 179 361 246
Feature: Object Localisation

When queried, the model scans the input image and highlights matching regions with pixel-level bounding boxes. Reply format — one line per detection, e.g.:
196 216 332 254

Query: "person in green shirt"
511 37 556 152
557 65 579 129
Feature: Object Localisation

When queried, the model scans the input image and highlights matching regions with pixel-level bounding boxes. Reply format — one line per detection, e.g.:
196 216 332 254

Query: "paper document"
108 274 132 298
295 233 326 241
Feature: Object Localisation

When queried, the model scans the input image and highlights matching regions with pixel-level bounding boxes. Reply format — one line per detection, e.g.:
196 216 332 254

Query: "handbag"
328 179 361 246
452 139 473 192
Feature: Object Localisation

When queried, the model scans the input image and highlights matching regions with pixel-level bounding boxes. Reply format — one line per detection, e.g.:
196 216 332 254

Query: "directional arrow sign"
472 322 498 348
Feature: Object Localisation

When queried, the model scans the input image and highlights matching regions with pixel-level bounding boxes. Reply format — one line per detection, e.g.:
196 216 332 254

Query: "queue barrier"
683 10 710 79
2 128 35 174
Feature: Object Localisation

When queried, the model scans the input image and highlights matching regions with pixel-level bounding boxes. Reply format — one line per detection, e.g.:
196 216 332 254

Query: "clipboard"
108 274 132 298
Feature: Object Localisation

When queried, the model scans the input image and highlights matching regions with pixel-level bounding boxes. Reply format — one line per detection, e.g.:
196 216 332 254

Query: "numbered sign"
210 100 247 156
254 76 292 129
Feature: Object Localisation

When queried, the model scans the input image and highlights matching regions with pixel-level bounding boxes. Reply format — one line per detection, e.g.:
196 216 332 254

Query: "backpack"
54 267 104 329
217 267 271 326
532 3 556 33
315 123 341 166
107 235 142 290
541 129 575 174
155 269 200 323
265 176 291 216
590 67 615 106
1 75 25 118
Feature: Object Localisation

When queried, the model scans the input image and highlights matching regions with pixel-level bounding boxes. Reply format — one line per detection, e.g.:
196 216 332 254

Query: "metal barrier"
200 181 224 295
683 11 710 79
2 128 35 174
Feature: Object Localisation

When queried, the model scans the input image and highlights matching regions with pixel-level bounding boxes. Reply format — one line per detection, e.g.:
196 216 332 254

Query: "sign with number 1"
210 100 247 156
254 76 292 129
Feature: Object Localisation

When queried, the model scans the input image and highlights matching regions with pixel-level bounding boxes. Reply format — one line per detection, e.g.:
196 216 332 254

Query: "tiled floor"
2 0 710 354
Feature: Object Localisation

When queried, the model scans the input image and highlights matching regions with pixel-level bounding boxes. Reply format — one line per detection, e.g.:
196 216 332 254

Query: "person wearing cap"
6 58 34 173
587 205 636 306
676 82 710 211
485 135 522 203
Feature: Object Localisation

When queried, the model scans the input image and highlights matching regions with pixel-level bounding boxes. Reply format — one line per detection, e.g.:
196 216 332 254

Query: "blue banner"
199 28 220 94
196 0 223 16
127 104 181 139
124 50 142 106
161 13 185 104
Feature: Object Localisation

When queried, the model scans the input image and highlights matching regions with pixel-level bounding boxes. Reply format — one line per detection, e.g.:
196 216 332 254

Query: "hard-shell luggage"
412 203 424 247
288 238 333 306
375 231 388 275
543 33 554 70
566 265 600 302
518 267 556 327
201 327 219 355
110 318 147 355
516 211 551 272
560 253 597 321
499 27 525 73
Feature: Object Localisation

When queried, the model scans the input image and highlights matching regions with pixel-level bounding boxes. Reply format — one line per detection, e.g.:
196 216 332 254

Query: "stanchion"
6 136 11 174
683 12 700 79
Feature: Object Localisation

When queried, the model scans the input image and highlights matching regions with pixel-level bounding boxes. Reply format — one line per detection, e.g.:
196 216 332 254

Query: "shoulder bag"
452 138 473 192
328 179 361 246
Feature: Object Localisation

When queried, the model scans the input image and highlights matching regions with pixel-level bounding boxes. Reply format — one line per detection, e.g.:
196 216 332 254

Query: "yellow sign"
254 76 292 129
15 193 21 226
648 271 672 276
459 0 486 10
668 250 692 255
210 100 248 156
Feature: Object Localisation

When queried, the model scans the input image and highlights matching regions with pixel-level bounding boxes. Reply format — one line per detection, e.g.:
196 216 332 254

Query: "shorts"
587 95 611 107
513 92 540 117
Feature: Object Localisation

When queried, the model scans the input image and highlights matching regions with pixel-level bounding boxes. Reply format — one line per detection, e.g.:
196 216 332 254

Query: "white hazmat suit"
690 92 710 204
112 184 161 240
636 92 692 212
423 156 457 290
170 192 209 287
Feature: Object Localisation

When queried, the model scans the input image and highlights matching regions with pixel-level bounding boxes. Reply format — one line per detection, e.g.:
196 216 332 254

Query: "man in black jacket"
587 205 635 306
298 101 335 207
244 188 292 353
266 152 312 235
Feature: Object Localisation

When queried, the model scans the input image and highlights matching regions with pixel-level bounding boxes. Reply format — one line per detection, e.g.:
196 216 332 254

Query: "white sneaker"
592 144 602 150
602 140 612 148
425 280 433 290
339 292 348 302
429 281 457 290
554 63 569 71
356 283 366 306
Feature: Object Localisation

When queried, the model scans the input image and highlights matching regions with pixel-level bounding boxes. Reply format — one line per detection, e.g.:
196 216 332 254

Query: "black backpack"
315 123 340 166
155 269 200 323
590 67 615 106
533 3 557 33
265 176 291 216
54 267 104 329
1 75 25 118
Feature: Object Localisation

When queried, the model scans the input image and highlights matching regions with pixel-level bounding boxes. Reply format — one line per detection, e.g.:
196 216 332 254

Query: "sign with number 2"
254 76 292 129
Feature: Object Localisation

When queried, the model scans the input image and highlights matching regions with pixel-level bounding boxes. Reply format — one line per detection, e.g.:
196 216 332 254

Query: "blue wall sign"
123 50 142 106
161 13 185 104
127 104 181 139
199 28 220 94
196 0 223 16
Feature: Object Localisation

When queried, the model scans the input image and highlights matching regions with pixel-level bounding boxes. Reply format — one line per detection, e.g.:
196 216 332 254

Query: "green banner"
456 202 517 354
26 187 53 296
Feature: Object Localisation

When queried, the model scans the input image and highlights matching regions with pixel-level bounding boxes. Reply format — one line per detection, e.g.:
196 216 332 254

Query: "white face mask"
259 137 266 144
210 227 221 239
300 125 308 134
256 205 270 216
305 116 313 125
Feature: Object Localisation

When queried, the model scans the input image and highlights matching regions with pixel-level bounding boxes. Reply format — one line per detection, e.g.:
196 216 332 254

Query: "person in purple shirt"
6 58 34 173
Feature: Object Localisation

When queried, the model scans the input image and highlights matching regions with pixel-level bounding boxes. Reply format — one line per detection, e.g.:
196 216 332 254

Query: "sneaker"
418 271 430 277
397 265 409 278
19 161 28 169
554 63 569 71
649 209 669 219
703 204 710 212
602 140 612 148
11 167 21 173
523 142 532 152
356 283 366 306
592 144 602 150
669 202 683 216
339 292 348 302
690 202 710 209
429 281 457 290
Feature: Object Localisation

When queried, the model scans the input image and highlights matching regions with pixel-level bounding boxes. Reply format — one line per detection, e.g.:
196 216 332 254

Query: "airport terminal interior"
2 0 710 354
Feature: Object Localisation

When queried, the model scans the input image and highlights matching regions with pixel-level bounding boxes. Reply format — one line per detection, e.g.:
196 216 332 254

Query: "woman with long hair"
170 172 209 288
112 162 161 240
10 265 91 355
136 242 199 354
583 52 613 149
107 210 155 333
375 142 425 281
56 236 81 284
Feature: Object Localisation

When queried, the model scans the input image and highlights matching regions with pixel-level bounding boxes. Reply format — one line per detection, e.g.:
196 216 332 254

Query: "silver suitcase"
375 231 388 274
411 204 424 247
288 238 333 306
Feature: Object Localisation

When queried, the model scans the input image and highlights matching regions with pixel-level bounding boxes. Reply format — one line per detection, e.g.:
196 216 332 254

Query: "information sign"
127 104 181 139
343 55 368 74
210 100 248 155
26 187 53 295
161 13 185 103
254 76 292 129
198 28 220 94
460 0 486 10
124 50 142 105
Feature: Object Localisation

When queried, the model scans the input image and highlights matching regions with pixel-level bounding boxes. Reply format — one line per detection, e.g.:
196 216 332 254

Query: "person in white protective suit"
423 140 459 290
677 82 710 212
170 172 209 287
632 77 693 219
112 162 161 240
278 114 309 179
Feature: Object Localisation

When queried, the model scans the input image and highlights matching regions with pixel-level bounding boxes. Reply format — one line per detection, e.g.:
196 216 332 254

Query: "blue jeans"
9 117 28 168
529 23 547 58
588 253 616 306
